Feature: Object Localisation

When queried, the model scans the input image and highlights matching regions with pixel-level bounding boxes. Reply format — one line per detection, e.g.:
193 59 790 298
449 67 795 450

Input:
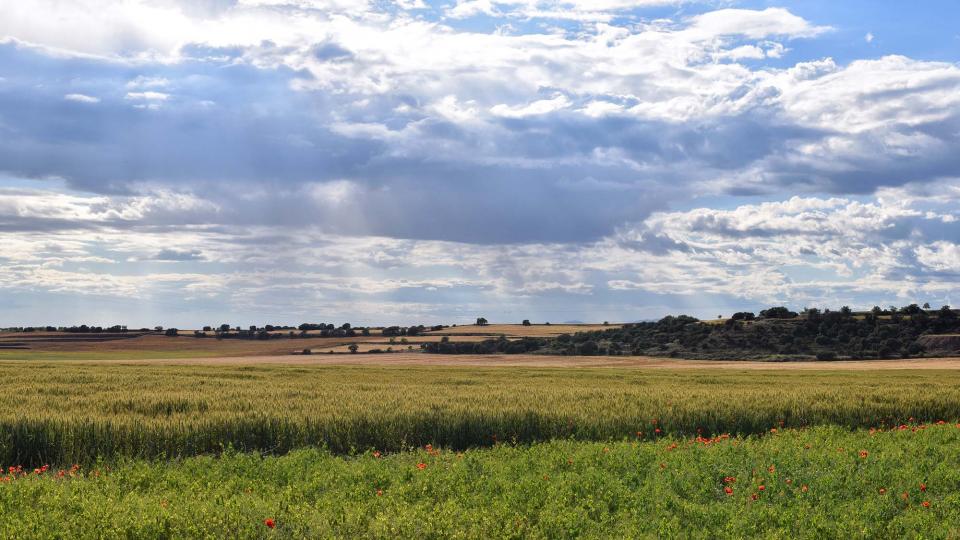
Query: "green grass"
2 425 959 538
4 362 960 466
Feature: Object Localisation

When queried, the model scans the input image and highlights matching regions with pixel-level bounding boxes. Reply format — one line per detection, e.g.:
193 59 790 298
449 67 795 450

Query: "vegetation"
4 363 960 466
2 424 959 537
423 305 960 360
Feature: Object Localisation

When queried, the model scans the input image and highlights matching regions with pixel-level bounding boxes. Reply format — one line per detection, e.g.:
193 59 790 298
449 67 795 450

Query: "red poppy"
654 428 661 434
769 428 777 434
264 518 275 529
879 488 886 495
376 489 383 497
751 493 759 501
922 501 930 508
723 476 736 484
724 487 733 495
801 485 808 493
416 462 427 470
758 485 765 491
372 451 381 458
768 465 775 473
859 450 868 458
920 483 927 492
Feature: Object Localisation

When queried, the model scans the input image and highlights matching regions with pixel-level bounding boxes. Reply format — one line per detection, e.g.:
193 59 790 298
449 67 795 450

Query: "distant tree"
219 324 231 332
302 348 312 355
871 306 883 317
362 327 371 336
901 304 922 316
731 312 755 321
476 317 488 326
839 306 852 317
341 323 351 330
155 326 164 332
164 328 179 337
759 307 798 319
923 302 931 310
522 319 531 326
939 306 957 320
348 344 359 354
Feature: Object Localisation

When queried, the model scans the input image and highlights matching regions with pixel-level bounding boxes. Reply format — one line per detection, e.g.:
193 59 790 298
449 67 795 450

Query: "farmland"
3 325 960 536
2 423 959 537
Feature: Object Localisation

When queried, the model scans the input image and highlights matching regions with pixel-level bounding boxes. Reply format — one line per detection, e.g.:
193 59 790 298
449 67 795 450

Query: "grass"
2 425 959 538
4 362 960 466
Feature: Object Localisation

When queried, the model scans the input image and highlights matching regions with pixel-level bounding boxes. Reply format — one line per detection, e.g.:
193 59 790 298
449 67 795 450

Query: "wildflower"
879 488 886 495
376 489 383 497
724 487 733 496
922 501 930 508
654 428 661 434
920 483 927 492
723 476 736 484
785 479 792 485
801 485 808 493
758 485 765 491
901 492 909 501
859 450 869 458
416 462 427 470
603 447 610 453
751 493 759 501
770 428 777 434
372 451 381 458
264 518 276 529
636 431 643 438
768 465 775 473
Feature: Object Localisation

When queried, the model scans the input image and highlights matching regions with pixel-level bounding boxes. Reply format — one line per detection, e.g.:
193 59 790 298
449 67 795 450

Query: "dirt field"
97 353 960 370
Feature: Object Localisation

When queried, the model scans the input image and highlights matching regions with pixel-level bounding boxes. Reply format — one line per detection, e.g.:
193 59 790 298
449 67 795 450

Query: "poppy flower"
770 428 777 434
920 483 927 492
859 450 868 458
768 465 775 473
879 488 886 495
801 485 808 493
901 492 909 501
654 428 661 434
724 487 733 496
416 462 427 470
922 501 930 508
758 485 765 491
372 451 381 458
751 493 759 501
376 489 383 497
723 476 736 484
264 518 276 529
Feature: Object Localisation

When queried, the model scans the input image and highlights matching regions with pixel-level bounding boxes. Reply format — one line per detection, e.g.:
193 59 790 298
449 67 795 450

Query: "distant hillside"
426 306 960 360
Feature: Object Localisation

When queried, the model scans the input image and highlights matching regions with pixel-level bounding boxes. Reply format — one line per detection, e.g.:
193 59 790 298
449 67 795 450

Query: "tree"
164 328 179 337
923 302 931 309
839 306 852 317
731 312 755 321
522 319 531 326
476 317 488 326
348 344 359 354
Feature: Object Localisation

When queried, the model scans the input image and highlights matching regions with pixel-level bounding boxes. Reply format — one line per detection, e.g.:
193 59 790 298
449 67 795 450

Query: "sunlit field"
2 425 958 537
3 362 960 466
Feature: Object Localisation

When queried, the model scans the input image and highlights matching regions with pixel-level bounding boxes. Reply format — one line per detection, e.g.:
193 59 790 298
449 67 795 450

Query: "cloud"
64 93 100 103
0 3 959 324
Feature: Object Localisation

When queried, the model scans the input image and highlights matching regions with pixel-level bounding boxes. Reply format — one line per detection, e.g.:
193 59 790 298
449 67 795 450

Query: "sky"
1 0 959 327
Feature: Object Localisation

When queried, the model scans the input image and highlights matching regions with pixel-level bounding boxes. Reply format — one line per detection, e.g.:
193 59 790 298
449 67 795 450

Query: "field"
2 424 959 537
3 332 960 536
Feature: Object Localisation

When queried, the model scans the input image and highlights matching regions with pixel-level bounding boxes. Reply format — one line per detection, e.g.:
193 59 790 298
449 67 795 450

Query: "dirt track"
116 353 960 370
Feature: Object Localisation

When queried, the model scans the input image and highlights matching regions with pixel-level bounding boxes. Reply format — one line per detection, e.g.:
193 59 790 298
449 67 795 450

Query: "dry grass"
426 323 621 337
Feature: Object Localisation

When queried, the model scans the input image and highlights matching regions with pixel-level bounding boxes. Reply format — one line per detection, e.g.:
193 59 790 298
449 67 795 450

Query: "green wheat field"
2 362 960 537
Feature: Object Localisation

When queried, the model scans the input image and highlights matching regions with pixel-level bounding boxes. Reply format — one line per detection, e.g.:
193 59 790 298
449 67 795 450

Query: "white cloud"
64 93 100 103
